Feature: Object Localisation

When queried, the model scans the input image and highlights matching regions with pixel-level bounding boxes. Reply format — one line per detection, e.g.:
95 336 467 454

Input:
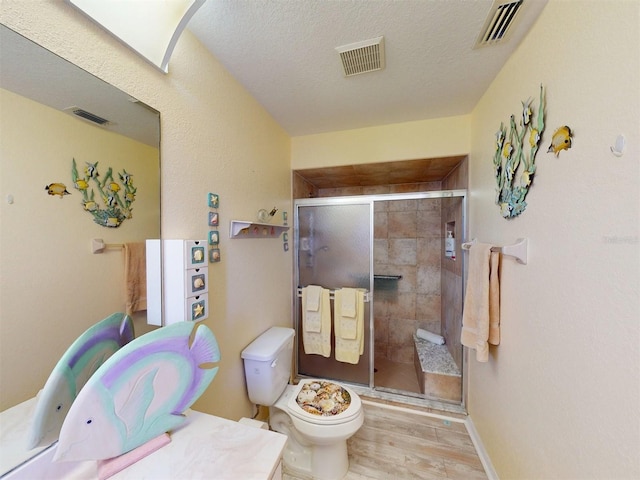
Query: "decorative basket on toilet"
241 326 364 480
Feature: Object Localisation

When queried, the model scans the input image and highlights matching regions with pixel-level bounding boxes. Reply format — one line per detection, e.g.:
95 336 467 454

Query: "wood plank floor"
283 401 488 479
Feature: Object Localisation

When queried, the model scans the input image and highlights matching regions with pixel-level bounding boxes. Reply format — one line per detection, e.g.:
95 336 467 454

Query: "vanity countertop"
107 410 287 480
2 404 287 480
1 397 47 476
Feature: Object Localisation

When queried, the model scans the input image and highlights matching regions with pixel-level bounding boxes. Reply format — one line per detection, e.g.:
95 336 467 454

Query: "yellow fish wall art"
493 84 546 219
71 158 137 228
548 125 573 156
45 183 70 198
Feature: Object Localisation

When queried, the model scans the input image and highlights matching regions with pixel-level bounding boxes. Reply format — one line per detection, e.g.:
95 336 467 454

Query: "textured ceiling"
188 0 548 136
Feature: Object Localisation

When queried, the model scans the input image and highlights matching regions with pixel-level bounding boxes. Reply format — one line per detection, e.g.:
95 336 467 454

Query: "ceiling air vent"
336 36 385 77
64 106 111 126
475 0 524 48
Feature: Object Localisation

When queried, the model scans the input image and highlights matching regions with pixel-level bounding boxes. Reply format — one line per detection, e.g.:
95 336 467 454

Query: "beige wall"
467 1 639 478
0 1 292 421
2 0 639 476
0 88 160 410
291 115 471 169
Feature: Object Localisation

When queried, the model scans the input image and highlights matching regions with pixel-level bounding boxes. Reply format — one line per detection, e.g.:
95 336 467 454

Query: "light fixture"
67 0 205 73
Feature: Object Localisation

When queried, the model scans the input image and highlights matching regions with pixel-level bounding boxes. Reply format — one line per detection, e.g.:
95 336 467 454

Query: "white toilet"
241 326 364 480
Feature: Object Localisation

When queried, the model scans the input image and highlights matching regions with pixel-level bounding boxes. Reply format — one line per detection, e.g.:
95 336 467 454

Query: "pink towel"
461 244 500 362
124 242 147 315
488 251 501 346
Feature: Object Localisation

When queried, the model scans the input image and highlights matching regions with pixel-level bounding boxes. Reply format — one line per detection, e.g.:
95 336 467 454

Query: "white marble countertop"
2 403 287 480
0 397 48 476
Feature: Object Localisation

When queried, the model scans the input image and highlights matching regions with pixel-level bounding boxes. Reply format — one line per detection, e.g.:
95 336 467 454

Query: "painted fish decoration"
85 162 99 178
548 125 573 156
119 170 133 185
54 321 220 462
28 313 134 450
45 183 70 197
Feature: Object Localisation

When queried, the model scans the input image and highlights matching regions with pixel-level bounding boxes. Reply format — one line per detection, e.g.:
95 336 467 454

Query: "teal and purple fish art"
54 321 220 462
28 313 134 450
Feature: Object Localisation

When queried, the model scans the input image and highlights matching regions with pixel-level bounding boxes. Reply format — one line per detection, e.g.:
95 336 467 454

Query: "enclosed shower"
293 189 467 408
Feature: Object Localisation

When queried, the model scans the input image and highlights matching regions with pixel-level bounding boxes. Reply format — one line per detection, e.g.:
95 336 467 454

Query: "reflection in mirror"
0 24 161 472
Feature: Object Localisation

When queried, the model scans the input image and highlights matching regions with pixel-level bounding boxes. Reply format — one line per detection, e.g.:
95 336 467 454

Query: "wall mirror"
0 24 161 472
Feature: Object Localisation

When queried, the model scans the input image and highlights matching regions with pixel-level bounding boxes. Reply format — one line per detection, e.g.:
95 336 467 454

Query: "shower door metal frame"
294 189 468 411
294 196 376 388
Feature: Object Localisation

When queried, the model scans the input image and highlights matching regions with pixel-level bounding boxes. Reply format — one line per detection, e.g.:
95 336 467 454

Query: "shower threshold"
348 384 466 416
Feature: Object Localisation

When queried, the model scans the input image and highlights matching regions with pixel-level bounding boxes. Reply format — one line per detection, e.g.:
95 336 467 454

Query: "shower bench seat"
413 335 461 402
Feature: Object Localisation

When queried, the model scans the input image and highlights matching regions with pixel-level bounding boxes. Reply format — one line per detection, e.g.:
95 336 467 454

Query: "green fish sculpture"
54 322 220 462
28 313 134 449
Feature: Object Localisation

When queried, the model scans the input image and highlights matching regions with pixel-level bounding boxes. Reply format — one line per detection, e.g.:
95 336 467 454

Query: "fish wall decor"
28 313 134 449
71 158 137 228
547 125 573 156
54 321 220 462
45 183 70 198
493 84 546 219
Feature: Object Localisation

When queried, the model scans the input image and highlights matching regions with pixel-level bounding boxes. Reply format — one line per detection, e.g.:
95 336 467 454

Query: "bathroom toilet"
241 326 364 480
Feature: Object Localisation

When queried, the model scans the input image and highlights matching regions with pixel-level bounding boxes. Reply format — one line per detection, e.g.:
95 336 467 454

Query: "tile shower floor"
374 357 422 394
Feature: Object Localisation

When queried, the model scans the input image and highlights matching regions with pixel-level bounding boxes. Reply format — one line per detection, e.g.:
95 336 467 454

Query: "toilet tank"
241 327 294 406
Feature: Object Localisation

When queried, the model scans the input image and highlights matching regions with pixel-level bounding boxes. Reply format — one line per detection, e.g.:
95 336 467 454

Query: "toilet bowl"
241 327 364 480
273 380 363 479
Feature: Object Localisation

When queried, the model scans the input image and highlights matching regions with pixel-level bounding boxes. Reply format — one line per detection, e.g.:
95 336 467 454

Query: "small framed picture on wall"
209 248 221 263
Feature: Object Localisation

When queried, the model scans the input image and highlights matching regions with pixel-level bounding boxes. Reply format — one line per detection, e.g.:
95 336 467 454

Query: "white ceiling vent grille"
64 106 111 126
336 36 385 77
475 0 524 48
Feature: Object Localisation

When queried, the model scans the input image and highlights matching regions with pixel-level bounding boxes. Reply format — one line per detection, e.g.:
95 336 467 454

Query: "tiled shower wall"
441 197 464 370
441 158 468 370
314 182 444 366
373 197 443 364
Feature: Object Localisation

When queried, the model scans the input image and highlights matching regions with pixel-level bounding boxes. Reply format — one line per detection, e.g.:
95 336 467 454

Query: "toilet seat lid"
286 379 362 425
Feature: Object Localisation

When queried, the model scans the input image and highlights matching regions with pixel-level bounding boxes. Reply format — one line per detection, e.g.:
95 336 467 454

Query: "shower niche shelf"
230 220 289 239
374 275 402 281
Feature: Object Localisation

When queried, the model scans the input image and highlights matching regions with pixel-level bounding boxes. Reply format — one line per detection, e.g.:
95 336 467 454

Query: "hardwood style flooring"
283 401 488 480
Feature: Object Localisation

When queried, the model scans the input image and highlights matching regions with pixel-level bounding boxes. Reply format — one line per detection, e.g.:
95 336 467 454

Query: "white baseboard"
465 416 499 480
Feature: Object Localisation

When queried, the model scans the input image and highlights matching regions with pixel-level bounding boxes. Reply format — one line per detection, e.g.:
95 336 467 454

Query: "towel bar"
461 238 528 265
91 238 124 254
296 287 371 303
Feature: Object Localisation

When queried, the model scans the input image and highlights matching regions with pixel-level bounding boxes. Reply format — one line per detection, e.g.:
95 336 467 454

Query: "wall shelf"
374 275 403 281
230 220 289 239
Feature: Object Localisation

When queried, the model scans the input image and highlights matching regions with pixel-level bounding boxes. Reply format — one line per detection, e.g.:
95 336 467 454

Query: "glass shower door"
295 200 373 386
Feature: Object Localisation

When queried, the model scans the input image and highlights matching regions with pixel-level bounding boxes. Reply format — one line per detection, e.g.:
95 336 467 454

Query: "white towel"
306 285 321 311
303 285 322 332
302 287 331 357
416 328 445 345
337 287 359 339
334 289 365 364
461 244 501 362
341 288 356 318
